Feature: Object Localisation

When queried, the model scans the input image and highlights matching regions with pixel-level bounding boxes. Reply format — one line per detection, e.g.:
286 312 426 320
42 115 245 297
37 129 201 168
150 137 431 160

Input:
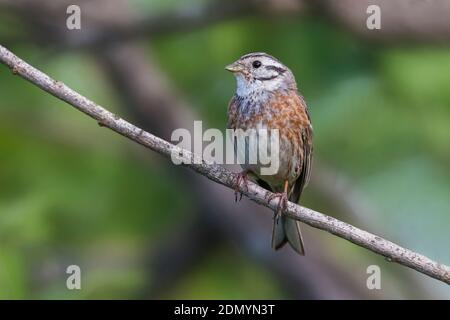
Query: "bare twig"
1 44 449 285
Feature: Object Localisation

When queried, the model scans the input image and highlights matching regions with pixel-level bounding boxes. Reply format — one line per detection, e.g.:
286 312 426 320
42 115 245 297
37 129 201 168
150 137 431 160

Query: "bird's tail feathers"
271 214 305 255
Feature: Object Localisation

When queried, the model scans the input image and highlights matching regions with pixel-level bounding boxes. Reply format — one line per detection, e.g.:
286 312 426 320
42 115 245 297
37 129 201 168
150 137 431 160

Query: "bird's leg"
233 170 250 202
267 180 289 220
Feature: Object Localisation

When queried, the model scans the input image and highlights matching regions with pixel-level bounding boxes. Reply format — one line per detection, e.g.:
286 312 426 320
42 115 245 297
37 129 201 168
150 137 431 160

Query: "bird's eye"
252 60 262 68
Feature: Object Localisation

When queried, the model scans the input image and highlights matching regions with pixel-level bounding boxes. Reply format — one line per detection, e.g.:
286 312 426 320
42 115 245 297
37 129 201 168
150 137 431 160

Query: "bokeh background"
0 0 449 299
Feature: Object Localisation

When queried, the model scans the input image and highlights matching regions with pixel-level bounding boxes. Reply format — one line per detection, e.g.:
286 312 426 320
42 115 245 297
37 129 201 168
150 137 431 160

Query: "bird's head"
226 52 296 96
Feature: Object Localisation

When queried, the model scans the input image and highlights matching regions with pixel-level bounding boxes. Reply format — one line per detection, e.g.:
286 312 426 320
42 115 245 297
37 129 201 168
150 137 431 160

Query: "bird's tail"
271 215 305 255
256 177 305 255
271 193 305 255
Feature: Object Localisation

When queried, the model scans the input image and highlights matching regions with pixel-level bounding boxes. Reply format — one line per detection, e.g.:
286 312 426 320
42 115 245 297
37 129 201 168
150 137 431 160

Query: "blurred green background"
0 0 449 299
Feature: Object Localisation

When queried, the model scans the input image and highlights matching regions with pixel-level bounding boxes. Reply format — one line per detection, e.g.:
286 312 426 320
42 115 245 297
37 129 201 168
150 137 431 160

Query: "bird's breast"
228 90 311 187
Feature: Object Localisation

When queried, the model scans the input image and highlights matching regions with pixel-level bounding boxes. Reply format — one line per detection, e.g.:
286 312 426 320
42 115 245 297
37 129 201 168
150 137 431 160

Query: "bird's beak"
225 62 243 73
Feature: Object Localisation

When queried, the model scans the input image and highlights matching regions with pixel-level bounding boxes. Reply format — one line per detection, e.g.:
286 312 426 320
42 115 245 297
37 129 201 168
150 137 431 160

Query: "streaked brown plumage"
226 52 313 255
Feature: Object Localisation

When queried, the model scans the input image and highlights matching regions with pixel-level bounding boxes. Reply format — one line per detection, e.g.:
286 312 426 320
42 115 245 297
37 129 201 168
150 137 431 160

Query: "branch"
1 44 449 285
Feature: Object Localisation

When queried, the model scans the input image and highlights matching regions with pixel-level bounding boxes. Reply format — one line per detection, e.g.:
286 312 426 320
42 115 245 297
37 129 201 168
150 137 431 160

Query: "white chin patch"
235 75 250 96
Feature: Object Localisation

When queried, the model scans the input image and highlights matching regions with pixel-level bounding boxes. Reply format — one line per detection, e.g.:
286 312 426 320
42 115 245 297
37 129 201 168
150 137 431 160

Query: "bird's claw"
233 171 249 202
268 192 288 220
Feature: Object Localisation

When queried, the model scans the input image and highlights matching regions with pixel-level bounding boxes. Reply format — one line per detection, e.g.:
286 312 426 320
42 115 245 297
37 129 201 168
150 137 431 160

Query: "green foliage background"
0 1 449 299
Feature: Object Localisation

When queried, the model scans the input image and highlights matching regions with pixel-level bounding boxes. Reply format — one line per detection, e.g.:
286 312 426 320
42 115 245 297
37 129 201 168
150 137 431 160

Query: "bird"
226 52 313 255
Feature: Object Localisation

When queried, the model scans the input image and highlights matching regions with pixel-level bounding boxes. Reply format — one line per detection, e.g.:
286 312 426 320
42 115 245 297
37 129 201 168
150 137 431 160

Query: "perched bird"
226 52 313 255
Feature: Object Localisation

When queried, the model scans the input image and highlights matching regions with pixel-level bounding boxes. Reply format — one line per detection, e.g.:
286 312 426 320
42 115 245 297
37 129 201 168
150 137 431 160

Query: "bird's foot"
233 171 249 202
268 191 288 220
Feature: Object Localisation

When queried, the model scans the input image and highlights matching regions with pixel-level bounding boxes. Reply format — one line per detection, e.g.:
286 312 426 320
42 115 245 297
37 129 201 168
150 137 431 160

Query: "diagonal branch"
1 43 449 285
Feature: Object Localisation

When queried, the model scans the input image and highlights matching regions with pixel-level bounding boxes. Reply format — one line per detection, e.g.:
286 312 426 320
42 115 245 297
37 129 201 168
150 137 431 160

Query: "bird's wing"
290 96 313 204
